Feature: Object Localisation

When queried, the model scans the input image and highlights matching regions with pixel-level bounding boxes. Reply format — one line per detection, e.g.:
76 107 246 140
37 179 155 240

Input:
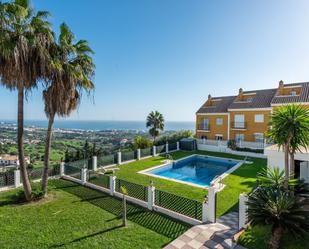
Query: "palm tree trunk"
270 225 283 249
41 111 55 194
18 86 32 201
289 152 295 179
284 144 289 189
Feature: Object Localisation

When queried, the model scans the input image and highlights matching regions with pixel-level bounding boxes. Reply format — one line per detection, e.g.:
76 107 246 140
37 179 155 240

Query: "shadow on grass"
52 180 190 239
49 225 123 248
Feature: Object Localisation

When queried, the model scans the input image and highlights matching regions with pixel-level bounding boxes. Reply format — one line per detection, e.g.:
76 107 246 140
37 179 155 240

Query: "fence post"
165 142 169 154
92 156 97 171
176 141 180 151
14 169 21 188
152 146 157 156
147 183 155 210
110 175 116 196
137 149 141 160
239 193 248 229
117 151 122 165
81 168 87 184
203 187 216 223
60 162 65 177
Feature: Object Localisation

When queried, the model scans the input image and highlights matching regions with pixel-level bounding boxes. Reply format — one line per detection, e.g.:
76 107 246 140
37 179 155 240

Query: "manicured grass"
238 225 309 249
114 150 266 217
0 180 189 249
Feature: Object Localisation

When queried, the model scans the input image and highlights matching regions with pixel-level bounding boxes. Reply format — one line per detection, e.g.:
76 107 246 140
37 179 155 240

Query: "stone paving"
164 212 246 249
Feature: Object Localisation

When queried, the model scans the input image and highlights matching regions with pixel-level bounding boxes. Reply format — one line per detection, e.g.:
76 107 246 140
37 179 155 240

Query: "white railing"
196 139 228 147
236 140 269 149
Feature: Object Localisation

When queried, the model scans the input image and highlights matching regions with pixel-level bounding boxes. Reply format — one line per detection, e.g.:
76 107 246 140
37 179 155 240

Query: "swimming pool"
139 155 242 188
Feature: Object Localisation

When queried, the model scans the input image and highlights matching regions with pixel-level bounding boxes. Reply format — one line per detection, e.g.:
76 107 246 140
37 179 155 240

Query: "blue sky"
1 0 309 121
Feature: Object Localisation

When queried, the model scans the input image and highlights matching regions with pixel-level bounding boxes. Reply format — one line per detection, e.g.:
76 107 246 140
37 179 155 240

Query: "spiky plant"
247 187 309 249
0 0 53 201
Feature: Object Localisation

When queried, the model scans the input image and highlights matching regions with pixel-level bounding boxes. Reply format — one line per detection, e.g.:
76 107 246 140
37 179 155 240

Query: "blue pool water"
146 155 239 187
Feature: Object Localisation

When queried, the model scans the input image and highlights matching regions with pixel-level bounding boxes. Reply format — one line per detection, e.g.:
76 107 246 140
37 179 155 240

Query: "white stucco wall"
264 145 309 171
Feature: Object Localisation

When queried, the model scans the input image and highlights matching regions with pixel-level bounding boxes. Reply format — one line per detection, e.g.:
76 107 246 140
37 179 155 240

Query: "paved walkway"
164 212 246 249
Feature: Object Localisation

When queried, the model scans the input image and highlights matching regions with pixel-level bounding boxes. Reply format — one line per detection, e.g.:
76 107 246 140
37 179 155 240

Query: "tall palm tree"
267 104 309 187
285 105 309 177
247 187 309 249
146 111 164 142
0 0 53 201
41 23 95 194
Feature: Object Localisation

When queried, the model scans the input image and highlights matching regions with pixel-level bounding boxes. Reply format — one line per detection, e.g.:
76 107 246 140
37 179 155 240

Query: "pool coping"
138 154 245 190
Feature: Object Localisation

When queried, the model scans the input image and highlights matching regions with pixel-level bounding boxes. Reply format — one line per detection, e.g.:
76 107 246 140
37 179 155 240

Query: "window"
202 118 209 130
254 133 264 143
234 114 245 128
216 118 223 126
290 91 297 96
235 134 244 142
254 114 264 123
215 134 223 140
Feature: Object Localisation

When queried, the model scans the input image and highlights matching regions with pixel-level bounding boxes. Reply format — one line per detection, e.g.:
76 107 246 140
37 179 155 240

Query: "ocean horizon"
0 120 195 131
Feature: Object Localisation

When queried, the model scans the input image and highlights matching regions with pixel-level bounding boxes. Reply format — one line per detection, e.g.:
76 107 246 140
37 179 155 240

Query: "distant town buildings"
0 154 30 166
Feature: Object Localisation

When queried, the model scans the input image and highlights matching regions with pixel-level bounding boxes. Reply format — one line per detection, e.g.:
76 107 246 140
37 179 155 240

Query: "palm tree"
0 0 53 201
146 111 164 142
267 104 309 187
247 187 309 249
285 106 309 177
41 23 95 194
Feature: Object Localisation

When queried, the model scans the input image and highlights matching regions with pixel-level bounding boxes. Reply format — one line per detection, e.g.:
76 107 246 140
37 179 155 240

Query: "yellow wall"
196 114 228 140
196 105 309 142
229 110 271 142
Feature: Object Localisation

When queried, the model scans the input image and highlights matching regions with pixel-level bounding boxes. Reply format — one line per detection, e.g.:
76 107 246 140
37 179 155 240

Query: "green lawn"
238 225 309 249
115 150 266 217
0 180 189 249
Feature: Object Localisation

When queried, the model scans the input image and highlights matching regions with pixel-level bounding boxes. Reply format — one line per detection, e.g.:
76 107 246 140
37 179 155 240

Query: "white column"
60 162 65 177
203 187 216 223
152 146 157 156
239 193 248 229
227 113 230 140
165 142 169 153
176 141 180 151
14 169 21 188
147 184 155 210
110 175 116 196
92 156 97 171
117 151 122 165
81 168 87 184
137 149 141 160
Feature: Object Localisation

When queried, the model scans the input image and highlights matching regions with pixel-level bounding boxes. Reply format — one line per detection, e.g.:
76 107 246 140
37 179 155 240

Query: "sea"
0 120 195 131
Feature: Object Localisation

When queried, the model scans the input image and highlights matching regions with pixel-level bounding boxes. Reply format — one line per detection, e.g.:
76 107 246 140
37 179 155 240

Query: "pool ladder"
213 175 223 189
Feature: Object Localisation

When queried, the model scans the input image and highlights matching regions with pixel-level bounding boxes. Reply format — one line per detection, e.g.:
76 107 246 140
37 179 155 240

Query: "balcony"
231 122 247 130
197 123 210 131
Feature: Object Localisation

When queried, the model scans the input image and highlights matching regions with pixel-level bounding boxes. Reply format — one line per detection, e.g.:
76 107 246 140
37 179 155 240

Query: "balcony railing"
231 122 247 129
197 124 210 131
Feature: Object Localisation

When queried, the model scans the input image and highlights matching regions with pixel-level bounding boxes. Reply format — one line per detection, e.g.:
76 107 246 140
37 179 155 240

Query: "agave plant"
257 167 309 195
247 187 309 249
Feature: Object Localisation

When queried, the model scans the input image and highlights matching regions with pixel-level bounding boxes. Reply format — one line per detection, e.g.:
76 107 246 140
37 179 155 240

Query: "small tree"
146 111 164 142
120 186 128 227
132 136 152 150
